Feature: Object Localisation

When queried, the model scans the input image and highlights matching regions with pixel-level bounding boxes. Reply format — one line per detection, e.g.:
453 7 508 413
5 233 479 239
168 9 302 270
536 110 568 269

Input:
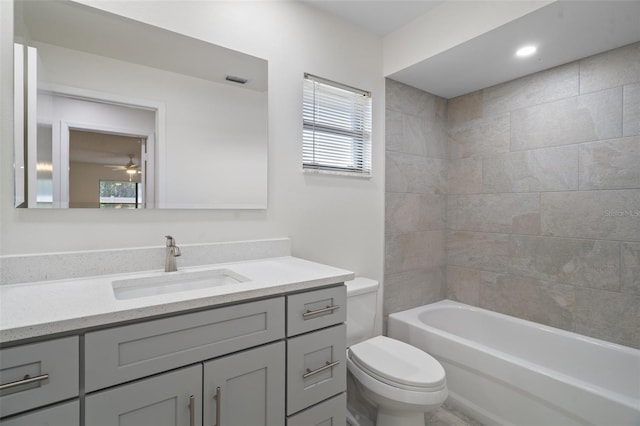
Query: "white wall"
0 0 385 283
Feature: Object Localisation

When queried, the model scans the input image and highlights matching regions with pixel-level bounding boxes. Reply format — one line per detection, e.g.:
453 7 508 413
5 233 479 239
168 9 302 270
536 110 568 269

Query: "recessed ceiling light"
516 45 537 58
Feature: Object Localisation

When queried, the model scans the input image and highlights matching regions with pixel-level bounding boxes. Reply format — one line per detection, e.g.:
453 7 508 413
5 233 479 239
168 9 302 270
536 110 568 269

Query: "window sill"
302 168 372 179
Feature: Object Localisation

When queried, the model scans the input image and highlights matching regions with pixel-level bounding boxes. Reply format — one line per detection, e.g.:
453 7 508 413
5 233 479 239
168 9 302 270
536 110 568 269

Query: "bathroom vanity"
0 254 352 425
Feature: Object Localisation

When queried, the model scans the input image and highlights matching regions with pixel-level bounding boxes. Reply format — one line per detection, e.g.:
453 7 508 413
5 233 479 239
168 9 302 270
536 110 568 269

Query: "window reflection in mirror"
99 181 143 209
14 0 268 209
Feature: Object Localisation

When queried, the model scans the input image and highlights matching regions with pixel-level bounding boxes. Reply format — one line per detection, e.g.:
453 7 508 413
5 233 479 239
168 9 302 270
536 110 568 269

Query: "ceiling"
304 0 640 98
303 0 444 36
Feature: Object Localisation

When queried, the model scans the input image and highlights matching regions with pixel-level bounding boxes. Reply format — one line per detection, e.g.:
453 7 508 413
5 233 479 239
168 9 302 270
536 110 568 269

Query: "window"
99 181 142 209
303 74 372 176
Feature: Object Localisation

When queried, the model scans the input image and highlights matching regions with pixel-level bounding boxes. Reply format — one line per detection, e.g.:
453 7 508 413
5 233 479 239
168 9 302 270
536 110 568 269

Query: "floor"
427 404 484 426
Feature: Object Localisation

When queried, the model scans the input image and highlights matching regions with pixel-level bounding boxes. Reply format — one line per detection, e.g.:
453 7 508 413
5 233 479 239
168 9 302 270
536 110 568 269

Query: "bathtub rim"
389 299 640 357
388 299 640 412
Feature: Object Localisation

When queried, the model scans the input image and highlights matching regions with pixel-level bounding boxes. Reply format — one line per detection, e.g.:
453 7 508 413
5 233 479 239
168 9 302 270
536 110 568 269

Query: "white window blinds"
303 74 372 176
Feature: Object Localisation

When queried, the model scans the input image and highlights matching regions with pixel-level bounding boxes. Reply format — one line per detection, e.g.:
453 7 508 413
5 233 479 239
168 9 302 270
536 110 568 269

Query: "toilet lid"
348 336 445 390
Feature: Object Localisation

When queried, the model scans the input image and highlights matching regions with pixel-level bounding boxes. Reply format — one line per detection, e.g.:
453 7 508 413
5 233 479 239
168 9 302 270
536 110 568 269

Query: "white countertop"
0 256 354 343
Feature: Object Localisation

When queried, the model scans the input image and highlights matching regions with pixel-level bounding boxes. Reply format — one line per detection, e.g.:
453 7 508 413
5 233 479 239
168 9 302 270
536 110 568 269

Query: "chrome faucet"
165 235 181 272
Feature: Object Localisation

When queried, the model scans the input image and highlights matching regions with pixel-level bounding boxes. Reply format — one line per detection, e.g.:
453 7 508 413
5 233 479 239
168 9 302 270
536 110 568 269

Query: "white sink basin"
112 268 250 300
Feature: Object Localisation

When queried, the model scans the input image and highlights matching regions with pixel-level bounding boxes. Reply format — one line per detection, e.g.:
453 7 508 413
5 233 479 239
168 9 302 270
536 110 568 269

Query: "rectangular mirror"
14 0 268 209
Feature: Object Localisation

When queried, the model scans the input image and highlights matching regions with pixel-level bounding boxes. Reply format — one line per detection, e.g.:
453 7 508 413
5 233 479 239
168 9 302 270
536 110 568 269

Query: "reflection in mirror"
69 130 146 209
14 0 268 209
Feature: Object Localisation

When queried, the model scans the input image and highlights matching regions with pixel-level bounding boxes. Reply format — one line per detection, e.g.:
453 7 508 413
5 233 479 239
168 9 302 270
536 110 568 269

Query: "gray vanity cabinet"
203 341 285 425
85 365 202 426
1 284 347 425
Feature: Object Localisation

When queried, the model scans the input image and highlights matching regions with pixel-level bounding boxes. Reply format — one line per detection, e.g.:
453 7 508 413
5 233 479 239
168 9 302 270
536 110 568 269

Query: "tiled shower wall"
385 42 640 348
384 80 449 323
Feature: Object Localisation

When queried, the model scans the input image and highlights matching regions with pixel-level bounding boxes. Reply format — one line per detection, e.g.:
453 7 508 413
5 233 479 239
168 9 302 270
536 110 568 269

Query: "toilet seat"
348 336 445 392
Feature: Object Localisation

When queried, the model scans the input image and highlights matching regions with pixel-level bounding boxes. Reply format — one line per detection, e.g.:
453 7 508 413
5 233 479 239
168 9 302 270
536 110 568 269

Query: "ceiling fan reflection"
105 155 141 181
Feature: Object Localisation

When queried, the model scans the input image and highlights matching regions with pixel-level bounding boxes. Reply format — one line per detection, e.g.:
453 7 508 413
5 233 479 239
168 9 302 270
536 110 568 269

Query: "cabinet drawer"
287 324 346 415
287 285 345 337
0 336 79 418
287 392 346 426
85 297 284 392
0 400 79 426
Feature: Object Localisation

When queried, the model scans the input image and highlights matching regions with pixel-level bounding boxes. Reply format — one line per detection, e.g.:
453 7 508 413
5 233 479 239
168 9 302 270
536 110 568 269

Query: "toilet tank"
345 277 379 347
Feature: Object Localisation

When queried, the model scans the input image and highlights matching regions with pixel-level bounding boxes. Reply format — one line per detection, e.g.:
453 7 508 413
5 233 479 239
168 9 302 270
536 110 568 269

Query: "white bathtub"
388 300 640 426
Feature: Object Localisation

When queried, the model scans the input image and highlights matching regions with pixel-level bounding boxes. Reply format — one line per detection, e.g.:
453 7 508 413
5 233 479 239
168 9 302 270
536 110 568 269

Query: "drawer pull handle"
0 373 49 391
188 395 195 426
303 360 340 379
303 305 340 318
213 386 221 426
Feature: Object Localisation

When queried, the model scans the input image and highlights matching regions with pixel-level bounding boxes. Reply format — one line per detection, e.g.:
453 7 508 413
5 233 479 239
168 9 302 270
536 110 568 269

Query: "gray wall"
385 42 640 349
384 79 449 326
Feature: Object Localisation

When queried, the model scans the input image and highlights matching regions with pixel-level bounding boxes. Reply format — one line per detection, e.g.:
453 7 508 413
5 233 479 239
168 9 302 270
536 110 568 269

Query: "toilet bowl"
347 335 447 426
346 278 448 426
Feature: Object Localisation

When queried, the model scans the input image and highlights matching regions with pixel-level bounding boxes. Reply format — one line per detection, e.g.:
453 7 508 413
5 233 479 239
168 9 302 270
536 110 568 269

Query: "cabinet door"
0 400 79 426
85 365 202 426
203 341 285 426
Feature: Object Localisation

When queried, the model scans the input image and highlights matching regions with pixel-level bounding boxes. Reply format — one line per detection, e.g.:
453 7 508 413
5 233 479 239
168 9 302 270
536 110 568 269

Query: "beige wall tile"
621 243 640 296
386 192 445 234
579 42 640 94
480 272 576 330
449 114 510 159
385 230 445 274
482 62 579 117
511 87 623 151
386 78 433 116
579 136 640 190
541 190 640 241
448 158 482 194
385 151 447 194
575 288 640 348
446 195 458 230
385 108 404 152
484 145 579 192
447 231 509 272
509 235 620 291
383 267 446 316
456 193 540 234
448 90 483 126
446 265 480 305
623 83 640 137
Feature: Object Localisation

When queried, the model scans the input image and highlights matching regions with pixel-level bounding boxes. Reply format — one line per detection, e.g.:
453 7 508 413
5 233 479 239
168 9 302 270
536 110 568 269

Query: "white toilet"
346 278 447 426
